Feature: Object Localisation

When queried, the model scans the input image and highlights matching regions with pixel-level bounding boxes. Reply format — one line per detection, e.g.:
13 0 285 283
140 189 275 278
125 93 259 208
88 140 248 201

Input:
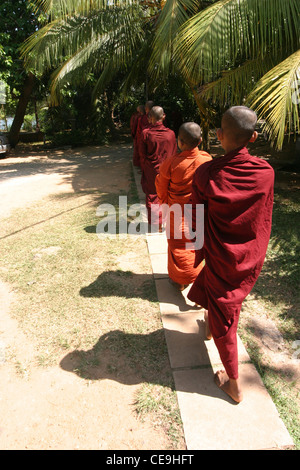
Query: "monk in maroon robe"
132 105 145 167
188 106 274 403
139 106 177 229
134 101 154 168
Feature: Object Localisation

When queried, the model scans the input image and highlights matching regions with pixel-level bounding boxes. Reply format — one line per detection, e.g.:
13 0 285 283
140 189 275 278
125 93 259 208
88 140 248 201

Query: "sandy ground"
0 144 178 450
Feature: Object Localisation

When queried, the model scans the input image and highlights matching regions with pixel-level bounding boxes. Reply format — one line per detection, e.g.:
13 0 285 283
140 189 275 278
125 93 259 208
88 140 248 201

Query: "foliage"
170 0 300 148
0 0 48 134
22 0 147 104
20 0 300 149
248 50 300 148
40 81 112 146
0 0 42 97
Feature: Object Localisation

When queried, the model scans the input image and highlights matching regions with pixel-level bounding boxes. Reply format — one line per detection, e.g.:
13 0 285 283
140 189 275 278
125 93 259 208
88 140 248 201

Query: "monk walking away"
155 122 211 290
131 104 145 167
188 106 274 403
139 105 177 230
134 101 154 168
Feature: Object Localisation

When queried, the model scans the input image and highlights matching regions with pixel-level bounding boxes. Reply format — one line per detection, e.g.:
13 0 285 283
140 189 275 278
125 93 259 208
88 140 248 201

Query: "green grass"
1 199 162 362
239 181 300 449
135 383 184 447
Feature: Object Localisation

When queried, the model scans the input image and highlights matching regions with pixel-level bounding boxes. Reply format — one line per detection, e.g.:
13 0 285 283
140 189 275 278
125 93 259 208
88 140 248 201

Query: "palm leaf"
119 38 153 96
22 5 144 101
198 55 275 105
31 0 142 19
148 0 198 77
248 49 300 150
173 0 300 84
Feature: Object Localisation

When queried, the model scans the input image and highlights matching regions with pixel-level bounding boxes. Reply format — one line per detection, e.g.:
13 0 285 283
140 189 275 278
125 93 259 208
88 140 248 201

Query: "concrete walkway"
132 164 294 450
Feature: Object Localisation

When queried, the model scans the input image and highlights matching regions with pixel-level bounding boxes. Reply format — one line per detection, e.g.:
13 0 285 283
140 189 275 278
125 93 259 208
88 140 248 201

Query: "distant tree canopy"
0 0 46 145
0 0 38 91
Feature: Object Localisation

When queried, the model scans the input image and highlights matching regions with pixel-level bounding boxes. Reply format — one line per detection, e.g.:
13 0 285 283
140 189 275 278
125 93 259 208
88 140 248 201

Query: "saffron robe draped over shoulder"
155 147 212 284
188 146 274 379
140 122 177 226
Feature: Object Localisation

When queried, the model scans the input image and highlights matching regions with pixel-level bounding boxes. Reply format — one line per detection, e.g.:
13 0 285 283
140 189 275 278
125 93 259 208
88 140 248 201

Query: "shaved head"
137 105 145 114
149 105 165 122
179 122 202 149
145 101 154 113
222 106 257 146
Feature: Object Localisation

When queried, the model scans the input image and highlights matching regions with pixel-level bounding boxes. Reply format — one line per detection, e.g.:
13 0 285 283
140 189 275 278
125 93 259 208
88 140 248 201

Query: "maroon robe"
131 112 140 166
134 113 150 167
130 112 139 138
188 146 274 379
139 122 177 226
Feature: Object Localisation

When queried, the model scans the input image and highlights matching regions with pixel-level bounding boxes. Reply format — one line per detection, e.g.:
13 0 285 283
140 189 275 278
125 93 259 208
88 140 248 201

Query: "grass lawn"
239 177 300 449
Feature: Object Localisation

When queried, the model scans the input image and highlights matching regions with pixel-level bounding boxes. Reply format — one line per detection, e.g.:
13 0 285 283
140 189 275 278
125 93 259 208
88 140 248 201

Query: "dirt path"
0 144 178 450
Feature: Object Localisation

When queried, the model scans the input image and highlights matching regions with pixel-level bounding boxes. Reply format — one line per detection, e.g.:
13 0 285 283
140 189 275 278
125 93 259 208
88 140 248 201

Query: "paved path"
132 164 294 450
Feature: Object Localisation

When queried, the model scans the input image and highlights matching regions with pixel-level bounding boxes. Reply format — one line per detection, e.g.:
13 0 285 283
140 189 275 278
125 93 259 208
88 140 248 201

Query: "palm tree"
167 0 300 149
22 0 148 103
23 0 300 149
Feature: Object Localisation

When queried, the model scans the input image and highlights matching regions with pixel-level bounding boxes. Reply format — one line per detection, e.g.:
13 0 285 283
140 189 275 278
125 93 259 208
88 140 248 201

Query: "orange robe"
155 147 212 285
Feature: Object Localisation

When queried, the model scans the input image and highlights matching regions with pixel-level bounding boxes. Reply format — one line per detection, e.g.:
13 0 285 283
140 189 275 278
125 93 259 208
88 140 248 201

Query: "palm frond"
30 0 141 19
248 49 300 150
173 0 300 84
22 5 144 101
119 39 153 96
49 35 105 104
148 0 198 77
198 55 275 105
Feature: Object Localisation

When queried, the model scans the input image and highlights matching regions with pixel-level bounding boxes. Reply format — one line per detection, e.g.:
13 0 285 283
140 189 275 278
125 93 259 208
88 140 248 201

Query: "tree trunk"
8 72 36 148
103 91 117 138
34 97 40 132
188 85 216 151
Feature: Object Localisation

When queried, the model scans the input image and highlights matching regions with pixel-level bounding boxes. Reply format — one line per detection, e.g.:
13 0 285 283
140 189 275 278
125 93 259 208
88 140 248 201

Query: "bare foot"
179 284 189 291
214 370 243 403
168 278 188 291
204 310 212 340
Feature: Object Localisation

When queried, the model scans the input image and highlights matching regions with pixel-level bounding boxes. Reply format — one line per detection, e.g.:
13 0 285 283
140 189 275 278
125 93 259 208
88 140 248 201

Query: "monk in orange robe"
155 122 211 290
188 106 274 403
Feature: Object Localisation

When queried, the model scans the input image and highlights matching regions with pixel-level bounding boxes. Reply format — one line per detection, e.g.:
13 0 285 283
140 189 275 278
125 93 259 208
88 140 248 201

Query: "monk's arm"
191 177 207 266
155 161 171 204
